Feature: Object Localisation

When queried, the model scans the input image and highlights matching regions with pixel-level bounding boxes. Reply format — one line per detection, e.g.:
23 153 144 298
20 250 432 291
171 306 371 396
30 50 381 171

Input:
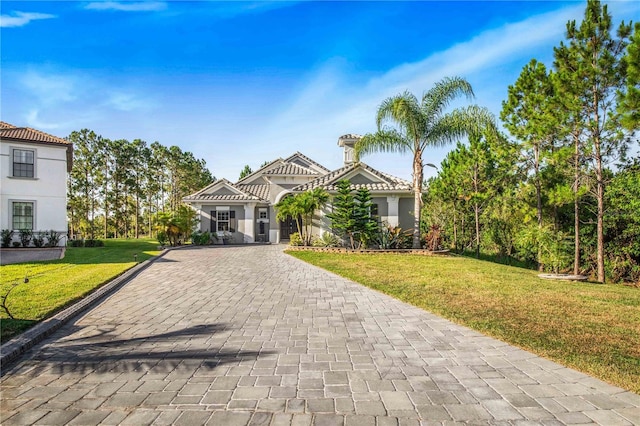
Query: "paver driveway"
1 245 639 425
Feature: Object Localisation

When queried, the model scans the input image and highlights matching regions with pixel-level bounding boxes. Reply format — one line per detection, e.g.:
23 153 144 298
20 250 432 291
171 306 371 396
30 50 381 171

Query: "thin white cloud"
107 92 154 111
84 1 167 12
21 71 79 105
256 3 596 181
0 11 56 28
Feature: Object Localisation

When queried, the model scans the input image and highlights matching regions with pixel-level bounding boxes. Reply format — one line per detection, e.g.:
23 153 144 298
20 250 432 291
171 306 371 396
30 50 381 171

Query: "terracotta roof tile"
0 122 71 146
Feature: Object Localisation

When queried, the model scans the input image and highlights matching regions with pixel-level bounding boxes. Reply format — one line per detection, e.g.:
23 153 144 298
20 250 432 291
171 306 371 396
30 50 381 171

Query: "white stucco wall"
1 141 68 241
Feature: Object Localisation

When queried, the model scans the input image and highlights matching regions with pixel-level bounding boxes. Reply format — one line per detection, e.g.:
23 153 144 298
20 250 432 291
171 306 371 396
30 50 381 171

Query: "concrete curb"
0 248 172 370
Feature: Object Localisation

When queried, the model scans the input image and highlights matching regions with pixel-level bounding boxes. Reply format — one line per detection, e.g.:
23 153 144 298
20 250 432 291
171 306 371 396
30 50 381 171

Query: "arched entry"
280 216 299 240
277 194 300 240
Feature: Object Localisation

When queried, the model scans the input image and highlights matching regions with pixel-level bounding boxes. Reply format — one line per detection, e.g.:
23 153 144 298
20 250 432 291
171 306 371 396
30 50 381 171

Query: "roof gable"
282 152 330 173
184 178 265 202
292 162 412 193
235 159 284 185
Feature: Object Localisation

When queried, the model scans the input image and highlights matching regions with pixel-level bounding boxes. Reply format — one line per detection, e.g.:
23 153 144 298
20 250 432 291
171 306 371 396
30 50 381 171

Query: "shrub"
375 225 412 249
289 232 303 246
422 224 444 251
44 230 62 247
18 229 32 248
191 230 215 245
84 239 104 247
157 231 168 246
68 239 84 247
312 232 340 247
32 232 46 248
1 229 14 248
12 242 21 248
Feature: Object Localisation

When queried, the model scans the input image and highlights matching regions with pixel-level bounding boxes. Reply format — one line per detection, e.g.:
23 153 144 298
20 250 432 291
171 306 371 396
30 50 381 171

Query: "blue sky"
2 1 638 182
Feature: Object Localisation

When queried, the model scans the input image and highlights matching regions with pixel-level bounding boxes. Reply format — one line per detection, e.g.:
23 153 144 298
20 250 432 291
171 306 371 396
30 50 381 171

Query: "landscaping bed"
0 247 66 265
286 246 450 255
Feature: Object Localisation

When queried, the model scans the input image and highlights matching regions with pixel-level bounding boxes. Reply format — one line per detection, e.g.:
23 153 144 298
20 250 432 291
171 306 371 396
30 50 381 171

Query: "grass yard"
288 251 640 394
0 239 161 343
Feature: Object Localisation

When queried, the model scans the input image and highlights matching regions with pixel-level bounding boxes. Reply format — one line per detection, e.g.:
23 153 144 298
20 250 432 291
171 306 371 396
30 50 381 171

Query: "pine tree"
619 22 640 131
354 187 379 248
326 180 357 248
553 0 632 282
239 165 253 180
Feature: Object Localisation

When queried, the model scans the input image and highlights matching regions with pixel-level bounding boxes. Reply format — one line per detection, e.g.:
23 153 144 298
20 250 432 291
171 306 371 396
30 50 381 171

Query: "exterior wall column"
244 203 256 243
386 195 399 227
191 203 203 231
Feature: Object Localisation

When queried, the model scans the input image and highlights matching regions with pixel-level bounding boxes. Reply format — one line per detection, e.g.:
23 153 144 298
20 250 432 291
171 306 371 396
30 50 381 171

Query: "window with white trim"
12 149 35 178
217 210 230 232
12 202 34 230
259 208 268 219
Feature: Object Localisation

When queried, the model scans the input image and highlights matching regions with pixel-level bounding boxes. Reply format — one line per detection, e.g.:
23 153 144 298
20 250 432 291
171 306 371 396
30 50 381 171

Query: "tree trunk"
593 84 605 283
573 131 581 276
452 203 458 252
473 163 480 259
534 144 543 271
474 202 480 259
595 141 605 283
412 152 423 249
104 161 109 239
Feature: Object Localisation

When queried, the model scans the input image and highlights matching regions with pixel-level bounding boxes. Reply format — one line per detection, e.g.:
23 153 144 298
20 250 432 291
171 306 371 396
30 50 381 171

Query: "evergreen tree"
553 0 632 282
354 187 379 248
326 180 357 248
619 22 640 131
239 165 253 180
67 129 105 239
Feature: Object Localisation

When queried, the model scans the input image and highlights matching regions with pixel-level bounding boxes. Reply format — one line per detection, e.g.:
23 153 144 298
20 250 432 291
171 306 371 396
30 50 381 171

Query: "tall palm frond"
356 76 496 248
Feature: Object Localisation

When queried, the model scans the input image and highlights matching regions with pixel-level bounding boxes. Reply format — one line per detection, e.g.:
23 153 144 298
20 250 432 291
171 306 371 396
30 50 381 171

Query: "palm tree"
275 188 329 245
355 76 496 248
299 188 330 245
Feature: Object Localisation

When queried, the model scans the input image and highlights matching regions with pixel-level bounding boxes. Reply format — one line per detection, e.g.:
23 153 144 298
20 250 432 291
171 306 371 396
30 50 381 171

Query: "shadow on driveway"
6 323 274 376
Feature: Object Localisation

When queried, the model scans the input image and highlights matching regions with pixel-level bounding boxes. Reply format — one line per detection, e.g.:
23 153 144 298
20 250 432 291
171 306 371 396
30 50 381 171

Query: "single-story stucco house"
0 121 72 246
183 134 415 244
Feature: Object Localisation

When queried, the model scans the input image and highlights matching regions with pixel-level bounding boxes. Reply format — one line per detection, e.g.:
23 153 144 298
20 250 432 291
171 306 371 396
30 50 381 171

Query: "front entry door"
279 216 298 240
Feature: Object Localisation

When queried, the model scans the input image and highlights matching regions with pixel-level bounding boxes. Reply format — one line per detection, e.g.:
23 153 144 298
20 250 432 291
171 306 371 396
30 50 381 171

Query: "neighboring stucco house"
183 134 414 244
0 121 72 246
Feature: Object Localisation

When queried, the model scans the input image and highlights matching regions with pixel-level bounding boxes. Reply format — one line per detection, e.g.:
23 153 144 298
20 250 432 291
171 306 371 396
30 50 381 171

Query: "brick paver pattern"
1 246 639 425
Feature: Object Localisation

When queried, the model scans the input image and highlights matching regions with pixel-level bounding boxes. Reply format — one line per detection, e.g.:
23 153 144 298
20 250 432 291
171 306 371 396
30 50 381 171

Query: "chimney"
337 134 361 166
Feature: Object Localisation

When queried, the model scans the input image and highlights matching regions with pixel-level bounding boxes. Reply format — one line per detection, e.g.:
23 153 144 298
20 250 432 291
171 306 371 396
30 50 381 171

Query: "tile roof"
236 159 283 184
184 179 269 202
264 163 319 176
236 184 270 200
186 194 262 201
292 162 412 193
339 133 362 140
283 151 330 173
0 121 71 146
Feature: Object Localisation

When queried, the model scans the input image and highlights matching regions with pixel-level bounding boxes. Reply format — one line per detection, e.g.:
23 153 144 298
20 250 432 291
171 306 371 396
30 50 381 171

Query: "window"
12 202 34 230
13 149 35 178
216 210 236 232
217 210 229 232
259 208 268 219
371 204 378 217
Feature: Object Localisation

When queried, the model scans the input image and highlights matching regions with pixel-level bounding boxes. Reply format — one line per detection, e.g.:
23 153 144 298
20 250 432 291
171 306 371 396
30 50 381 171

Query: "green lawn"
288 251 640 394
0 239 161 343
